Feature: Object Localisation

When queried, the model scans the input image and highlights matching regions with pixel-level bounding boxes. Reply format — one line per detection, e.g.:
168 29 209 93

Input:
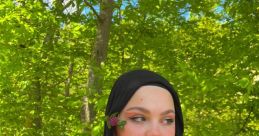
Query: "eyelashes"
162 118 175 125
128 116 175 125
129 116 146 123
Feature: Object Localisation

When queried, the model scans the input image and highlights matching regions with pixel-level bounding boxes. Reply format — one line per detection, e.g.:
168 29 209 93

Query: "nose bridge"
146 120 161 136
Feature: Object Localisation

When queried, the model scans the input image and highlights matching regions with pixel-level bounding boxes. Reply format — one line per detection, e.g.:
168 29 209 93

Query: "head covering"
104 69 184 136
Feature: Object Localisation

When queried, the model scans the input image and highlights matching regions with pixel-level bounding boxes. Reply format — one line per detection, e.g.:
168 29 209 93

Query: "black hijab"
104 69 184 136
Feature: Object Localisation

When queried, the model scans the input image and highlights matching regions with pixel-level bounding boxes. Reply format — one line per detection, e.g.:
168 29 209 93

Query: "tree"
0 0 258 135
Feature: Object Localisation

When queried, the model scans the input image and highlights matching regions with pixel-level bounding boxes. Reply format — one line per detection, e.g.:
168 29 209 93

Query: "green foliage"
0 0 258 135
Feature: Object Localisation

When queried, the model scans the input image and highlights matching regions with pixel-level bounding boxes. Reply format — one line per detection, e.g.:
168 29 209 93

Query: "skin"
116 85 175 136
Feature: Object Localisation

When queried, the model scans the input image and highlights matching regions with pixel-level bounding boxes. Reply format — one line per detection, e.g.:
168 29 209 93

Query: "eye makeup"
161 113 175 126
129 116 146 123
161 118 175 125
125 112 146 123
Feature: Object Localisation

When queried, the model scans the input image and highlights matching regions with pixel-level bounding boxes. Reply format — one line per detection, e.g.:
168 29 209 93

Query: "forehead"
123 85 175 112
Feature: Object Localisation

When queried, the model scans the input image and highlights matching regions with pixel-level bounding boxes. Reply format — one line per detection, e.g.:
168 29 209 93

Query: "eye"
162 118 175 125
129 116 146 123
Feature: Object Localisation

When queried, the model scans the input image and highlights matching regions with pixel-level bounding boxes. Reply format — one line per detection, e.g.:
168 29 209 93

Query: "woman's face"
116 85 175 136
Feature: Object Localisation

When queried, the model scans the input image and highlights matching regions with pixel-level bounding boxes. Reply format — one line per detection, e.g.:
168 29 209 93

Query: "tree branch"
83 0 102 22
235 106 253 135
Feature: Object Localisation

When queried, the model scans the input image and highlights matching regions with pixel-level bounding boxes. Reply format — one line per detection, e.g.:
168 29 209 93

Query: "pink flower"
106 112 126 129
109 116 119 126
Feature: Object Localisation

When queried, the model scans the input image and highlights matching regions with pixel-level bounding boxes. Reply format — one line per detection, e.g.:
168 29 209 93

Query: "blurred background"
0 0 258 135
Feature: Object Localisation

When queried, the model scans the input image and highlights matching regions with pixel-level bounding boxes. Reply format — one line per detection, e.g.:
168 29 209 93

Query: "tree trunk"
65 62 74 97
88 0 114 119
81 0 114 131
32 75 42 133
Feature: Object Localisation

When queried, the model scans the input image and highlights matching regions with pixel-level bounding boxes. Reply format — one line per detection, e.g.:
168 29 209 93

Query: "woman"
104 70 184 136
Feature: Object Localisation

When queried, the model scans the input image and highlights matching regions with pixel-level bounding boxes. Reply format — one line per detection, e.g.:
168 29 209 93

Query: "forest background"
0 0 258 135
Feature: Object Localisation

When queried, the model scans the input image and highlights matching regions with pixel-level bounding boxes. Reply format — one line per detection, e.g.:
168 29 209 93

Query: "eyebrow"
161 109 175 115
126 107 150 113
125 107 175 115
